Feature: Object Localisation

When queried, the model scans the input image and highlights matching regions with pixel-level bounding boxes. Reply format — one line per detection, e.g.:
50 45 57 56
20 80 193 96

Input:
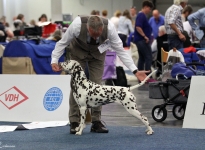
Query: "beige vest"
69 16 108 61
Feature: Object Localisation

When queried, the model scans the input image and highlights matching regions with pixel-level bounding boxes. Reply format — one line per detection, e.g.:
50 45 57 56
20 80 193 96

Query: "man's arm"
188 11 201 30
136 26 149 43
169 24 186 41
108 20 137 72
51 16 81 64
188 10 204 40
108 20 150 81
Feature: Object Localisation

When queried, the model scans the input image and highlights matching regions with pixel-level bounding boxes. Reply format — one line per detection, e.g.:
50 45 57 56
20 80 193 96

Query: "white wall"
3 0 51 29
61 0 133 19
1 0 133 30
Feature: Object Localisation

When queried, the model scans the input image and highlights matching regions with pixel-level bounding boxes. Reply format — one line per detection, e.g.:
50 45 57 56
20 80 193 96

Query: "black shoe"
70 122 79 134
90 121 109 133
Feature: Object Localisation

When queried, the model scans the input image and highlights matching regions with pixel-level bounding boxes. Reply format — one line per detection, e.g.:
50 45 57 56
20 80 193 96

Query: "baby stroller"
149 75 190 122
149 60 205 122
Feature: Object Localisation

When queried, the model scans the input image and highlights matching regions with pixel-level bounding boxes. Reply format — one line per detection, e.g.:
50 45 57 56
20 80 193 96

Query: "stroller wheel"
152 105 167 122
172 104 186 120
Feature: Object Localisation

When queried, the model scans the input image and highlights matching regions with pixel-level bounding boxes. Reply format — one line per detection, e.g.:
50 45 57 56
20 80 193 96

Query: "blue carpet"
0 125 205 150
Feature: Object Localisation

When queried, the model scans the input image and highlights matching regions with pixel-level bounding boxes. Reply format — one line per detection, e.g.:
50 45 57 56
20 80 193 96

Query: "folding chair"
161 47 168 73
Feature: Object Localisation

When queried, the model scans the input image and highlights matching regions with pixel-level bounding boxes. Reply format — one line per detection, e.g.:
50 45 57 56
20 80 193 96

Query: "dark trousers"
168 34 183 50
118 33 127 47
135 40 152 71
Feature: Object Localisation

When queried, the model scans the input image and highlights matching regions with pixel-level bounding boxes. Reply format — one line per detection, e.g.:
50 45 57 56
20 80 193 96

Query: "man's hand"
178 33 186 41
51 63 61 72
144 36 149 43
134 70 150 82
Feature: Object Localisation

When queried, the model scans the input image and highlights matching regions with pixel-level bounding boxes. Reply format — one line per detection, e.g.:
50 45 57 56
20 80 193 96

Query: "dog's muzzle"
58 62 72 75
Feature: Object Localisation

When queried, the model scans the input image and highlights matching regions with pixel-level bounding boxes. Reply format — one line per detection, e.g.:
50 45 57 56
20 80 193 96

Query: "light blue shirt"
149 15 165 38
117 16 134 35
188 8 205 40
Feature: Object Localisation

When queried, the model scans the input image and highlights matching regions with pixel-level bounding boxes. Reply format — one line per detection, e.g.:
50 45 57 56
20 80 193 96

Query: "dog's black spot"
131 107 134 109
100 94 105 98
127 107 129 109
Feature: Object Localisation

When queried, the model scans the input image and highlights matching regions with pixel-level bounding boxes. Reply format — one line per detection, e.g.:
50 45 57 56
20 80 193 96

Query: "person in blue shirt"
149 10 164 39
134 0 153 72
188 7 205 48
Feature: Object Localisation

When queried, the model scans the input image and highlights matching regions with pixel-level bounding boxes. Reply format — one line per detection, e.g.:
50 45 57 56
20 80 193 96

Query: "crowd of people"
0 13 51 42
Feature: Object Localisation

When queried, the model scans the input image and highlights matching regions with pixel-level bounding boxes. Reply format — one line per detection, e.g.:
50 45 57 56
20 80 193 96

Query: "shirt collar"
173 4 183 12
179 5 183 11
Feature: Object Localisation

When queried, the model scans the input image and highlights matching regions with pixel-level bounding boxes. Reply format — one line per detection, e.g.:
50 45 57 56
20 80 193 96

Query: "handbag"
102 51 117 80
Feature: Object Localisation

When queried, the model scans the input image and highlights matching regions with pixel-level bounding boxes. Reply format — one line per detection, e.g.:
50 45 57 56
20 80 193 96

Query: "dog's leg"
123 100 154 135
75 106 87 135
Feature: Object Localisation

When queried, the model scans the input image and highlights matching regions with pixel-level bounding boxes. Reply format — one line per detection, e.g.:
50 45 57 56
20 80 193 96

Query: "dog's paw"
145 127 154 135
75 131 82 135
146 129 154 135
75 127 80 131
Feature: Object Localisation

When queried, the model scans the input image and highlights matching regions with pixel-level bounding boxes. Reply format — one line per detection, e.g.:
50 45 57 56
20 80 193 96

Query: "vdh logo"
201 103 205 115
43 87 63 111
0 86 28 109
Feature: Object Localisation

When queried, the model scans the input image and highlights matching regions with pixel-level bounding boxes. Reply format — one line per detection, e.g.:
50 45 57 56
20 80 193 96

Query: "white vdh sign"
183 76 205 129
0 75 71 122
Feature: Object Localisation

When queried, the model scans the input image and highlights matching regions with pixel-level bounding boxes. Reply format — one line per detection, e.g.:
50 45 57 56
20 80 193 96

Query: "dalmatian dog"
59 60 155 135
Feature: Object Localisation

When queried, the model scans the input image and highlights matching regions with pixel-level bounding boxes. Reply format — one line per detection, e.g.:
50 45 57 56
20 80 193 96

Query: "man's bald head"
152 9 160 20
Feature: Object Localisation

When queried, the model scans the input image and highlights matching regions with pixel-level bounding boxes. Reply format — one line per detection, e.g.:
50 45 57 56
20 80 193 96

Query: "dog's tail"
129 70 157 91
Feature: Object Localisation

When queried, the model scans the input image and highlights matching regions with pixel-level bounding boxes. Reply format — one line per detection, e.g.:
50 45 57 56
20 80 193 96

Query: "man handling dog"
51 15 149 134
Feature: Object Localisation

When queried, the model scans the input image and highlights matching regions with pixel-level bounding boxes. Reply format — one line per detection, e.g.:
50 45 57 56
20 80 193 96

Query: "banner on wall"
183 76 205 129
0 75 71 122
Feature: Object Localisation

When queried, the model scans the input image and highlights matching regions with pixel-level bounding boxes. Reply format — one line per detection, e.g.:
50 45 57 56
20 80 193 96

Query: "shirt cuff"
128 64 138 72
51 58 59 64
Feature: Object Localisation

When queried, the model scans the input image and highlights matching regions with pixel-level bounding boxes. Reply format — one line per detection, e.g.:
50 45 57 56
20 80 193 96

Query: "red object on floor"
183 46 196 53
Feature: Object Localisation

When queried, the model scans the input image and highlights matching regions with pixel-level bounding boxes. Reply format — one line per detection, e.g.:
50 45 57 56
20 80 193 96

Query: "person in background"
183 21 194 43
13 14 27 29
37 14 48 26
156 25 168 76
110 10 121 31
30 20 37 27
164 0 188 50
102 10 108 18
149 9 164 39
181 5 193 22
118 9 134 47
134 0 153 76
0 18 14 42
51 15 149 134
188 7 205 48
91 10 100 16
130 6 137 27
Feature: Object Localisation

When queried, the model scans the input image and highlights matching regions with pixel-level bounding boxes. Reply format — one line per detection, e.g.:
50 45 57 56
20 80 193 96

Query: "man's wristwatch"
133 69 138 74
